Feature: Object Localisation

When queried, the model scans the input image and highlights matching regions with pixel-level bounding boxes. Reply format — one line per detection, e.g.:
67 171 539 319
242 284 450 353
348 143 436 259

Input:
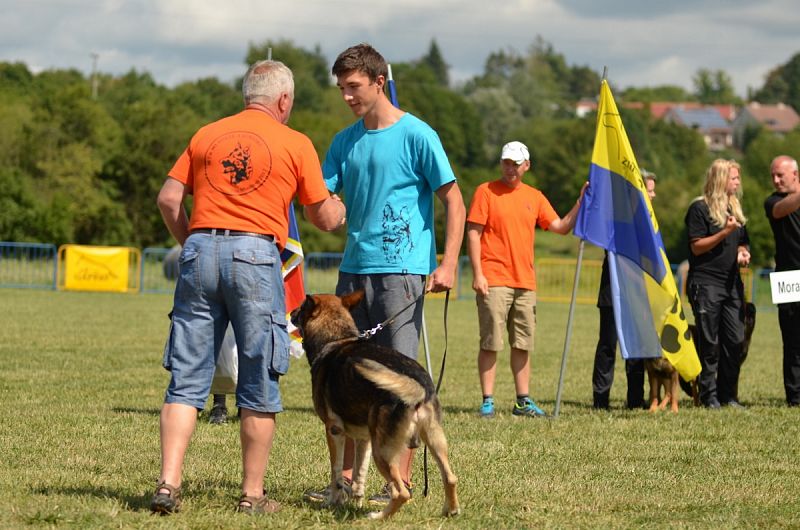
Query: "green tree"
393 62 486 168
0 61 34 97
693 68 740 104
420 39 449 87
752 52 800 113
99 71 202 246
246 40 329 112
466 87 524 159
172 77 240 122
621 85 693 102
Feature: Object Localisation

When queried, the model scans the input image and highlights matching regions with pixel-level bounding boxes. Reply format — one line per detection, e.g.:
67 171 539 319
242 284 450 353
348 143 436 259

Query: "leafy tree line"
1 39 800 267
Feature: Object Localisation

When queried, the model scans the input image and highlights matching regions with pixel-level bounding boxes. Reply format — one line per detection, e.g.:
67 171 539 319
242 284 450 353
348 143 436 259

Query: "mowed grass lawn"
2 288 799 529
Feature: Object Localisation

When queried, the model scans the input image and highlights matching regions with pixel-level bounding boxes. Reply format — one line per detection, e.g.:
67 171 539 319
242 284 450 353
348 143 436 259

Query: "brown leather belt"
192 228 274 242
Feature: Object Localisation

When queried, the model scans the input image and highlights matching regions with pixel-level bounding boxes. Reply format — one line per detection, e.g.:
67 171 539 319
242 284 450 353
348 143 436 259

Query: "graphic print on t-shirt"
382 203 414 264
204 131 272 195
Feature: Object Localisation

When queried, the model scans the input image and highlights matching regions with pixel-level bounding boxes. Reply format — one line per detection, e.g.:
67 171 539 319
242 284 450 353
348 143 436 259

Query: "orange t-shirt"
467 180 558 290
168 108 330 249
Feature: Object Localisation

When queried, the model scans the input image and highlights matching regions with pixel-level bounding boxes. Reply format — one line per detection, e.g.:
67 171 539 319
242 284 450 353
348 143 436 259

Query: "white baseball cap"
500 141 530 164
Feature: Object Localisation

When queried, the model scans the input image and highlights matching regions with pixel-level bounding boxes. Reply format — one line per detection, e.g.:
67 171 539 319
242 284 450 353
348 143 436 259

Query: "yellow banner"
62 245 131 293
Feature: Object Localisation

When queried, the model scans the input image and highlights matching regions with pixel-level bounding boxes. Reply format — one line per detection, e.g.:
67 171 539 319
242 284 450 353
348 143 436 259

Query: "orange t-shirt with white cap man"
467 141 558 290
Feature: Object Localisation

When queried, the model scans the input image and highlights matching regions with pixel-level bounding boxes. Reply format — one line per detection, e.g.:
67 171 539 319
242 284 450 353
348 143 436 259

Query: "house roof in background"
665 106 731 131
742 102 800 132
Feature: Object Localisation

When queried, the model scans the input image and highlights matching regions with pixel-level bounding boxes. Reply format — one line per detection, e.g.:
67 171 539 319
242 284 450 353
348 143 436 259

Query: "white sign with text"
770 270 800 304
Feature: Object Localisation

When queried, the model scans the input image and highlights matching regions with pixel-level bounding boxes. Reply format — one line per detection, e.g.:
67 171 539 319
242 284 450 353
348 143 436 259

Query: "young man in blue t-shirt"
304 42 465 505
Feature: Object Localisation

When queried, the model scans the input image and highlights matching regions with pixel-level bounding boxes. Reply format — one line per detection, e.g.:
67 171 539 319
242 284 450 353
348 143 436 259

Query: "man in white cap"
467 141 585 417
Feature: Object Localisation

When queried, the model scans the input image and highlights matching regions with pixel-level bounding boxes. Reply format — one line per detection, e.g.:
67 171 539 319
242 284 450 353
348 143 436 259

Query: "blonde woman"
685 159 750 409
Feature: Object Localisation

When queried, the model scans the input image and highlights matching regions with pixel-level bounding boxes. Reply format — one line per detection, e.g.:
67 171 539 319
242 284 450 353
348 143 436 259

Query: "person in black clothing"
592 170 656 410
764 155 800 407
685 159 750 409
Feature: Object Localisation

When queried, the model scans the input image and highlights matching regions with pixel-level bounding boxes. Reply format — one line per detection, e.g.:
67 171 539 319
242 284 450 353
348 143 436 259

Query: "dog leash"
357 292 425 340
423 289 450 497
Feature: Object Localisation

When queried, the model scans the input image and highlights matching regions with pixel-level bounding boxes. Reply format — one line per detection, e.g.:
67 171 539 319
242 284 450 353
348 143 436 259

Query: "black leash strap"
423 289 450 497
356 288 450 499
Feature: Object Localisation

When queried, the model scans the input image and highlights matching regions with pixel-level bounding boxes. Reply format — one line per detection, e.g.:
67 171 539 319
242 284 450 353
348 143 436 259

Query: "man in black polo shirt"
764 155 800 407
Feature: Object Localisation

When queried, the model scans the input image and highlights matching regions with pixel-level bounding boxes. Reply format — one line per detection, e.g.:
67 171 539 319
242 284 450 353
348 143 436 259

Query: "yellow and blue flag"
574 80 700 382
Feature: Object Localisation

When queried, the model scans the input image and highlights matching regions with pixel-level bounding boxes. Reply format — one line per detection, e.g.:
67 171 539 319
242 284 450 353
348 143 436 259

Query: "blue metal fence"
0 241 778 309
140 246 179 294
0 242 57 289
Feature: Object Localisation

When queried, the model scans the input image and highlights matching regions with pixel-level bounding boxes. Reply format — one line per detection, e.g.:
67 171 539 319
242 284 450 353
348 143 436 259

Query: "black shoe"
593 393 609 410
722 400 746 409
625 399 645 410
703 398 721 409
209 404 228 424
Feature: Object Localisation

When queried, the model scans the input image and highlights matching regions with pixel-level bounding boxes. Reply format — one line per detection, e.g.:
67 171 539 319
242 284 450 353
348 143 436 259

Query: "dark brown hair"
332 43 388 82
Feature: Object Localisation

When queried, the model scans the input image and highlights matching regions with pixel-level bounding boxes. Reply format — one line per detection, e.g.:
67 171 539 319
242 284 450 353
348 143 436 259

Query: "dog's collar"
313 336 362 364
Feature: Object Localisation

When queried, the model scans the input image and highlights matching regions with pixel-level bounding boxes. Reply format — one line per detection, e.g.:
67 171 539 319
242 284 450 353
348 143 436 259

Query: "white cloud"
0 0 798 97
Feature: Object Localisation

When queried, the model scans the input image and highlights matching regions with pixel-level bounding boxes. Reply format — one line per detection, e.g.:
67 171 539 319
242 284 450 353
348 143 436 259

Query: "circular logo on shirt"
204 131 271 195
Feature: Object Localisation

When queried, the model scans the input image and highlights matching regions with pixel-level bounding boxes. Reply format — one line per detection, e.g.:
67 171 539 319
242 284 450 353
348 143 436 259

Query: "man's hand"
472 274 489 296
426 264 455 293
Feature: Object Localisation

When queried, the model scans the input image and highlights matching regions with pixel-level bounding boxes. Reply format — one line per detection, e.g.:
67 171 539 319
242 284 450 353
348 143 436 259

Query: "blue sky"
1 0 797 97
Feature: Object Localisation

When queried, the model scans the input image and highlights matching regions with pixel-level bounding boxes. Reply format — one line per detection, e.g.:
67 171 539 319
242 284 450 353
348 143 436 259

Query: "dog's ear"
340 289 365 309
301 294 316 315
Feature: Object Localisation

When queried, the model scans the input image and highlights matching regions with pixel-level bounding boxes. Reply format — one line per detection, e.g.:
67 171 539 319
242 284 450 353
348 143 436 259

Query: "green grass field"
2 288 798 529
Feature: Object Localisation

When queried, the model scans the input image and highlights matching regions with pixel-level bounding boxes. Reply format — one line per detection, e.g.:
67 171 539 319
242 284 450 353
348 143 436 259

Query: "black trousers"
778 302 800 405
688 281 744 405
592 305 645 408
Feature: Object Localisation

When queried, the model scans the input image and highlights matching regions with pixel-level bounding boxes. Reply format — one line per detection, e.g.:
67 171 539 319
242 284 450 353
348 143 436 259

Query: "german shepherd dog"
677 301 757 406
290 291 460 519
645 356 682 413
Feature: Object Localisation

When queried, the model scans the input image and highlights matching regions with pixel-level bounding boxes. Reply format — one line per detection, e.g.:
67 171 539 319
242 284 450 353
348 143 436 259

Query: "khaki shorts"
476 287 536 352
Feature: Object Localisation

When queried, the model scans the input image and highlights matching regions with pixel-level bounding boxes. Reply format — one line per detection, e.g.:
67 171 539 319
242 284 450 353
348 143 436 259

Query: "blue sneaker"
479 398 495 418
513 397 546 417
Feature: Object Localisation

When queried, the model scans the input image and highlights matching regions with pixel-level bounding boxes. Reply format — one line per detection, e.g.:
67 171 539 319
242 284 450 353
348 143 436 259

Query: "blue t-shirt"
323 113 456 274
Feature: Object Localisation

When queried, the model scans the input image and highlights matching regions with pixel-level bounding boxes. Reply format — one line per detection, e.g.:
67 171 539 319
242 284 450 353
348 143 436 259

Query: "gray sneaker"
302 477 352 503
368 482 413 505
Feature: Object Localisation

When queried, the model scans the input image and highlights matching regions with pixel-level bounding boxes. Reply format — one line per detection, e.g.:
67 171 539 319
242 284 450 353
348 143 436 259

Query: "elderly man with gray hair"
152 60 345 515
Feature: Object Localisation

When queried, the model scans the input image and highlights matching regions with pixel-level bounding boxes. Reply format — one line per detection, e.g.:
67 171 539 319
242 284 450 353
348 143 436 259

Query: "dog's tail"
354 358 427 406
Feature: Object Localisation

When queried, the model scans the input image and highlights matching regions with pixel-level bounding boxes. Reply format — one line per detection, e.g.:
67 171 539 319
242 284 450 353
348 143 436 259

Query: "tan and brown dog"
645 357 682 413
290 291 460 520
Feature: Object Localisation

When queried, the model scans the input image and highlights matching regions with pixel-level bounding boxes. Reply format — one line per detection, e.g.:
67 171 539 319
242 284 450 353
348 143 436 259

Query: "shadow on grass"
111 406 160 416
32 478 255 513
298 497 378 521
31 484 160 512
441 399 597 416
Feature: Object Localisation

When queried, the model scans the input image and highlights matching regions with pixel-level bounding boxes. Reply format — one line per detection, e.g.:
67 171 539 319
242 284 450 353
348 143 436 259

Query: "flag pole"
553 67 607 418
553 239 585 418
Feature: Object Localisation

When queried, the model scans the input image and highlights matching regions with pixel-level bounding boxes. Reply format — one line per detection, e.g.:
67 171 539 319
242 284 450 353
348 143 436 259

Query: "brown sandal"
236 492 281 514
150 480 182 514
